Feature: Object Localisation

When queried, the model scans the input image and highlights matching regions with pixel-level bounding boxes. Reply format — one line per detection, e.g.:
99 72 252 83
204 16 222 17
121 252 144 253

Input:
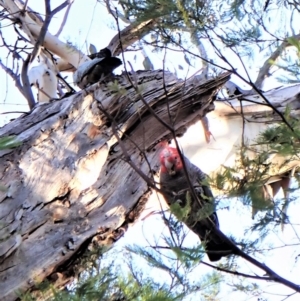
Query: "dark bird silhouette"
159 146 235 262
99 47 112 58
74 47 122 88
89 47 112 59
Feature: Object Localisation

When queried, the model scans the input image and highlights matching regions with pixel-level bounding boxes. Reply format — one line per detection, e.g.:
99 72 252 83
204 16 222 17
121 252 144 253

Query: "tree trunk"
0 70 230 300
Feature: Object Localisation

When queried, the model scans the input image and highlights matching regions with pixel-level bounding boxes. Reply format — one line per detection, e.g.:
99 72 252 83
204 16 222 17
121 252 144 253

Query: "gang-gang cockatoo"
159 146 235 261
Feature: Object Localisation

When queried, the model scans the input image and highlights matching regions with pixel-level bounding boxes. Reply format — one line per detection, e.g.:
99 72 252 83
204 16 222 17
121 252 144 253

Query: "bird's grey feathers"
160 153 234 261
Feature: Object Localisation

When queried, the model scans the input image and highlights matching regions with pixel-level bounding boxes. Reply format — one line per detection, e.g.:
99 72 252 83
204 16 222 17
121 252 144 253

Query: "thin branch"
30 0 70 62
206 30 295 133
104 0 130 24
22 0 29 12
115 20 300 290
51 0 71 17
114 10 207 208
0 60 28 103
112 10 175 133
21 54 35 109
212 227 300 292
254 33 300 89
0 111 28 115
54 0 74 37
202 260 272 281
158 29 294 134
56 73 75 93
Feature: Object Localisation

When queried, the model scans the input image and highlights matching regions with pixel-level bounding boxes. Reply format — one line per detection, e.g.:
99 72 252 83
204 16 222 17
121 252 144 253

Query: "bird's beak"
165 160 176 175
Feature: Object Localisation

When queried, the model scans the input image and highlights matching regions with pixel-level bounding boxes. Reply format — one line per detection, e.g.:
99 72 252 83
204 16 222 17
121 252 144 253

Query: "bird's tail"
205 240 235 262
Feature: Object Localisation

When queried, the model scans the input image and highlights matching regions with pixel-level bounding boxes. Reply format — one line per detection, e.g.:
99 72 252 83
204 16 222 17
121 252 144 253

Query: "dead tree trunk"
0 70 230 300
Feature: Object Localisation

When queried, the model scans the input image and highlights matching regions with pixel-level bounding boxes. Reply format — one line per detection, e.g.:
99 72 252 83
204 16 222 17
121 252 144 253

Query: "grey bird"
159 146 235 261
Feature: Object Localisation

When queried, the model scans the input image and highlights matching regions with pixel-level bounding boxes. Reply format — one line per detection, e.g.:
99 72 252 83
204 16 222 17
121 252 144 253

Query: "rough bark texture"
0 70 230 300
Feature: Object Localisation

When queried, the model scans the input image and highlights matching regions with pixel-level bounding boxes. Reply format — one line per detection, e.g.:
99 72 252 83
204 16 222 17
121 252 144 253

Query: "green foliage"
209 112 300 235
287 37 300 53
107 80 127 96
272 38 300 84
170 191 192 221
256 113 300 157
119 0 217 50
21 269 118 301
0 135 21 150
212 151 271 200
117 0 288 75
231 280 260 294
6 1 300 300
127 238 222 300
21 235 224 301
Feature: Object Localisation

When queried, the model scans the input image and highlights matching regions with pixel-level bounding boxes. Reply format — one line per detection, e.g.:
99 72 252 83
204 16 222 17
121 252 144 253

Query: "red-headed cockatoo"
159 146 235 261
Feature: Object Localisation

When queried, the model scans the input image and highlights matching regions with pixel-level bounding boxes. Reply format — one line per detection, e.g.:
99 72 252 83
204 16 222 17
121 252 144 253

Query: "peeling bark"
0 70 230 300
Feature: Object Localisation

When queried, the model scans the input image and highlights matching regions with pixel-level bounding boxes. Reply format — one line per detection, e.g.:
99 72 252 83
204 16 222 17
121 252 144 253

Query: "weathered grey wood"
0 70 230 300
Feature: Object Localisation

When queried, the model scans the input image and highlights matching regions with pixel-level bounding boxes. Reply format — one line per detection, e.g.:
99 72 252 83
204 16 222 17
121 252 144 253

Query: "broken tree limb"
0 70 230 300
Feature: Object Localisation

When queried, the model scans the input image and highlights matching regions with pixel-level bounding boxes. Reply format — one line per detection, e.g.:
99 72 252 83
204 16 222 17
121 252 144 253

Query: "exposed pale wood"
0 0 89 70
109 19 157 56
0 70 230 300
174 83 300 222
177 83 300 175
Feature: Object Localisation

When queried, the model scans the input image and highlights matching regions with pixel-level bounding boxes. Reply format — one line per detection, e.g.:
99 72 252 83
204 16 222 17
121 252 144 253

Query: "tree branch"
21 54 35 109
1 0 89 69
30 0 71 62
0 59 28 103
254 33 300 89
54 0 74 37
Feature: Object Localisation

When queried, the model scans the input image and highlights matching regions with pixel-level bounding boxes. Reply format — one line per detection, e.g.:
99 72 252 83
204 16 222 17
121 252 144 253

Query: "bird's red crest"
159 146 183 174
